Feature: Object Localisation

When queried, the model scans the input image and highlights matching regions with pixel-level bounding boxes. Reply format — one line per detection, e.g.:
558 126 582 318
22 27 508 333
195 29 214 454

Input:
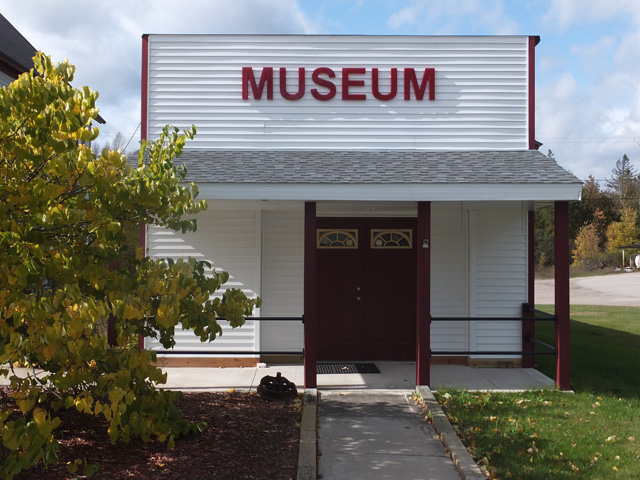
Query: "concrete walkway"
155 363 554 392
0 363 554 391
317 390 463 480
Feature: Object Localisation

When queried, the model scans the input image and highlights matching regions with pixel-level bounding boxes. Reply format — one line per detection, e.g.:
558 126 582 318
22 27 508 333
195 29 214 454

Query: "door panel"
316 218 416 361
316 219 365 360
365 219 417 360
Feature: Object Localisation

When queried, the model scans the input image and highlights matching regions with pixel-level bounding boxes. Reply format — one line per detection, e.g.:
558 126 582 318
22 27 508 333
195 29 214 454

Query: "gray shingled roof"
173 150 582 185
0 14 37 74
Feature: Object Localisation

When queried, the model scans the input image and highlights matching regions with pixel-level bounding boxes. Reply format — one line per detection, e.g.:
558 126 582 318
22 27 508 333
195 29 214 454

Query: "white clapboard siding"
431 204 468 352
470 208 526 356
0 71 14 88
146 35 530 150
145 210 260 355
260 210 305 352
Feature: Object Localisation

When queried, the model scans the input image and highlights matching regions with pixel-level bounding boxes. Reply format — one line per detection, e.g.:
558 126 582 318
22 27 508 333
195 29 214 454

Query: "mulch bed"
8 388 302 480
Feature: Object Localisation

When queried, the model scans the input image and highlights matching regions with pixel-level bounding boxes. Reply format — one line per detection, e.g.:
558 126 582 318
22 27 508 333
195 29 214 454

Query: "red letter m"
404 68 435 100
242 67 274 100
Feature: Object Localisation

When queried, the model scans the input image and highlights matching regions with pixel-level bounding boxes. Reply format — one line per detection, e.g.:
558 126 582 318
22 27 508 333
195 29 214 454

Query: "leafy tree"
532 150 561 267
572 223 601 270
590 207 609 252
570 176 618 250
606 208 640 264
0 53 259 478
534 206 555 267
535 178 616 269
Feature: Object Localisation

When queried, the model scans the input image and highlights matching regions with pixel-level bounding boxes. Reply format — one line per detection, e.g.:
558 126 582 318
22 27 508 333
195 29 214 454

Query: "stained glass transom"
317 229 358 249
371 229 413 249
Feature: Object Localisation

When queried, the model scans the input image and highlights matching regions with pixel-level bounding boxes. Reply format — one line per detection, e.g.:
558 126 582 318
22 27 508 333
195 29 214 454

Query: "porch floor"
159 362 555 392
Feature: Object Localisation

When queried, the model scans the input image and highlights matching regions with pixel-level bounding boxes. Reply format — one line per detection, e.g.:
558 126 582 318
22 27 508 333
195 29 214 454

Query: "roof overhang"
163 149 583 203
195 182 582 202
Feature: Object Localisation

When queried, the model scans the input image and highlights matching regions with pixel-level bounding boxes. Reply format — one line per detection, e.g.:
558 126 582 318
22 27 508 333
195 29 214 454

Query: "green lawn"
535 304 640 397
432 305 640 479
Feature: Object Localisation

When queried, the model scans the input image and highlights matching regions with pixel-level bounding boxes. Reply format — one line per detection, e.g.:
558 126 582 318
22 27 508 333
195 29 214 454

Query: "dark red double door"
316 218 417 361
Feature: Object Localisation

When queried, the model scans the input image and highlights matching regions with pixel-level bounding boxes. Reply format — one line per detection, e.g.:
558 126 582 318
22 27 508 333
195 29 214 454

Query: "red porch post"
522 210 535 367
138 36 149 352
554 201 571 389
416 201 431 386
304 202 318 388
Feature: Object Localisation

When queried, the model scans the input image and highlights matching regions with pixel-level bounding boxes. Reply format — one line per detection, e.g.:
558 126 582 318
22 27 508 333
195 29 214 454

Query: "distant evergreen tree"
606 154 639 211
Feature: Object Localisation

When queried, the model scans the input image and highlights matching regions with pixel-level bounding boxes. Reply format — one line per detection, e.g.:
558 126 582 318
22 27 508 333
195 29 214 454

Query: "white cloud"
387 0 519 34
536 0 640 180
570 36 616 68
544 0 640 30
1 0 317 147
388 2 428 29
536 68 640 181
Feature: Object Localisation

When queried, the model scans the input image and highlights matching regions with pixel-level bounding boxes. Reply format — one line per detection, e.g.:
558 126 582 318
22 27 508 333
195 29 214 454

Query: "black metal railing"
155 316 304 356
524 334 557 356
430 310 558 357
155 310 559 358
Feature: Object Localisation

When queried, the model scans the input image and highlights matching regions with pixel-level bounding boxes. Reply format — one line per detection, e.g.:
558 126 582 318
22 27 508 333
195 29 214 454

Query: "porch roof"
173 149 583 202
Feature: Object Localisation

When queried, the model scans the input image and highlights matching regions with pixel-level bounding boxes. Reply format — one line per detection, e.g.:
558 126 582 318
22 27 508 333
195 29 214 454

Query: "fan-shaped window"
371 229 413 249
317 229 358 249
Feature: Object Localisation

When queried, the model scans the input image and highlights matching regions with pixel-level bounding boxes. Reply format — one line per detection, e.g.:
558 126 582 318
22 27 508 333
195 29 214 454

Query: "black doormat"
317 362 381 374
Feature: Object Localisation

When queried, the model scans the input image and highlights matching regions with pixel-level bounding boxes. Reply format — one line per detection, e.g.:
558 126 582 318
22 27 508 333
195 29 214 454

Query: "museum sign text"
242 67 436 101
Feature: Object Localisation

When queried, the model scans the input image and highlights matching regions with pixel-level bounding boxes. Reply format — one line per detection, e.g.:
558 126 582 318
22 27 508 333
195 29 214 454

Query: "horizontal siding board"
261 210 305 351
147 35 530 150
476 276 526 285
470 208 527 354
0 71 14 88
431 204 468 350
476 336 521 344
145 210 260 353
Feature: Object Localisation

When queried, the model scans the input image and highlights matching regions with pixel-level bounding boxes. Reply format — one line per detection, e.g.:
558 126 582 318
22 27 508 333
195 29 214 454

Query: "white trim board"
196 183 582 202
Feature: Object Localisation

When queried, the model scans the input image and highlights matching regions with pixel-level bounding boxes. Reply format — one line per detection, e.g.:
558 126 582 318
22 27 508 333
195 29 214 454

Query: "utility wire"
124 123 141 152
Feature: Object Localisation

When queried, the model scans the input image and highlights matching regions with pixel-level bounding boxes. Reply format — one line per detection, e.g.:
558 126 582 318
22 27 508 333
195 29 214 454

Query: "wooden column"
141 35 149 144
416 201 431 386
554 201 571 389
522 210 535 368
139 36 149 352
304 202 318 388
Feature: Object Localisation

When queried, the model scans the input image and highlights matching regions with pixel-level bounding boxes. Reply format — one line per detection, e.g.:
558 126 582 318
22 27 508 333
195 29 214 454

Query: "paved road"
535 271 640 306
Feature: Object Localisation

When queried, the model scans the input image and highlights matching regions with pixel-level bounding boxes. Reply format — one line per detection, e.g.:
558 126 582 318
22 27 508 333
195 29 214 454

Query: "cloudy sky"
2 0 639 182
